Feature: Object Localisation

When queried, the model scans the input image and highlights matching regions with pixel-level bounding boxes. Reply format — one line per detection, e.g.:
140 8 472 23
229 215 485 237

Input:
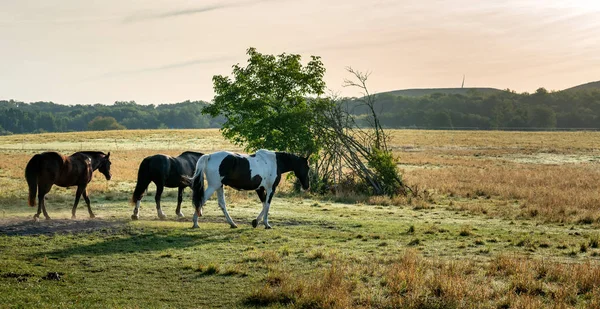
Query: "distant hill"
379 87 503 97
563 81 600 92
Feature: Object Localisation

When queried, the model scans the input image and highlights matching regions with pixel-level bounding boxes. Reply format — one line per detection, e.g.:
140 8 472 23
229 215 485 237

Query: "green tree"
88 116 126 131
529 106 556 128
203 47 328 154
428 110 453 128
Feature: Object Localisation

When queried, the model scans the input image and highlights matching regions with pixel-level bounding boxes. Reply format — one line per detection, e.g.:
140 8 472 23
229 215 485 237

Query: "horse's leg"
262 188 277 229
131 177 152 220
192 185 218 229
82 188 94 218
34 189 44 221
252 188 267 228
37 183 52 221
155 184 166 219
71 185 84 219
132 199 141 220
175 187 185 218
216 186 237 228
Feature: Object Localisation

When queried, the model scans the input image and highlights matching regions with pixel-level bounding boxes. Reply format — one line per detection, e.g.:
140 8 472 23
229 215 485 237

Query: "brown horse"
25 151 112 221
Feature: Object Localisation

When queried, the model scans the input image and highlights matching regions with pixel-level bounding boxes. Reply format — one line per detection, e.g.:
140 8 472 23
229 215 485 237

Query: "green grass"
2 193 600 308
2 129 600 308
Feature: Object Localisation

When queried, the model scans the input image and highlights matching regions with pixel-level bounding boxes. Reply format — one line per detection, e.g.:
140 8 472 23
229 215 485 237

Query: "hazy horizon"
2 0 600 105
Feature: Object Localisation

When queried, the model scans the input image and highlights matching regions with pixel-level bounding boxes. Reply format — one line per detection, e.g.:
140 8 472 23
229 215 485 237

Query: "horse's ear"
106 152 111 159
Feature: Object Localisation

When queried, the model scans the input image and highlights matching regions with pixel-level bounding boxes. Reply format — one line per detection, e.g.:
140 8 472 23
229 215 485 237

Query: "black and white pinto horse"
131 151 204 220
188 149 309 229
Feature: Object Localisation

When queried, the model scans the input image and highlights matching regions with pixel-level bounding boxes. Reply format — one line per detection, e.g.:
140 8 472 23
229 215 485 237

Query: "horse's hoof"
191 225 199 229
44 217 51 220
89 214 96 219
71 215 76 220
265 225 272 230
230 224 238 229
252 219 258 228
177 213 185 218
158 215 167 220
131 215 139 220
33 217 39 223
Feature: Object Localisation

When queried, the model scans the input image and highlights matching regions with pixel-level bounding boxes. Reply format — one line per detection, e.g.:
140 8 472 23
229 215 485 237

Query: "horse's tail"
190 155 208 213
25 154 42 207
131 157 153 205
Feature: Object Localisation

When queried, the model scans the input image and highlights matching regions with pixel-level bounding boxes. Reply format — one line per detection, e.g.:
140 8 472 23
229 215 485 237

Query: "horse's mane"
76 151 107 156
180 151 204 156
74 151 108 162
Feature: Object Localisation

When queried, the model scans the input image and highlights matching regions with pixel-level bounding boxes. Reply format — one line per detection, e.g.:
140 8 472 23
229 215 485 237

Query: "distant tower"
461 75 465 88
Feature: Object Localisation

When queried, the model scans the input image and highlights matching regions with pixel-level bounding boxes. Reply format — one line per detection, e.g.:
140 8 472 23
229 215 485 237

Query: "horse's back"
141 153 195 187
40 151 66 162
176 151 204 175
142 154 170 183
205 150 277 191
26 152 72 186
179 151 203 161
69 152 93 166
25 152 61 179
55 152 93 186
34 152 66 174
207 150 276 175
252 149 276 164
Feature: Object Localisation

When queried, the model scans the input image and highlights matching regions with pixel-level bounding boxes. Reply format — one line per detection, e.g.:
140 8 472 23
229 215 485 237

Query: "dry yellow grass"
247 250 600 308
388 130 600 224
1 129 598 224
387 130 600 152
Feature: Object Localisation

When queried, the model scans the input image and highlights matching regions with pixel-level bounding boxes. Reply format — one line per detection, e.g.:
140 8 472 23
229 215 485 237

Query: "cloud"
85 56 235 81
123 0 273 23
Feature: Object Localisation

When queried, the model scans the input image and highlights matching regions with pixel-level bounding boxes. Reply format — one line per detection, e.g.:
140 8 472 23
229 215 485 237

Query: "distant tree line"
0 100 223 134
1 87 600 135
345 88 600 129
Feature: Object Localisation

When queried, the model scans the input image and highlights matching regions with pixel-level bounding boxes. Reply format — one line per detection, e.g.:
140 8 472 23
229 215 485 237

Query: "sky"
1 0 600 105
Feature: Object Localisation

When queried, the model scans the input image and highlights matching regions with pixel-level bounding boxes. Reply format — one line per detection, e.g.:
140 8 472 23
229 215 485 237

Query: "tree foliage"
0 100 222 135
202 49 406 196
2 81 600 136
87 116 126 131
203 47 329 154
345 87 600 129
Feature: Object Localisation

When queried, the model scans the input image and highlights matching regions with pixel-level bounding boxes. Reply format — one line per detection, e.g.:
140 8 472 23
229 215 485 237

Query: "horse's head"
295 156 310 191
98 152 112 180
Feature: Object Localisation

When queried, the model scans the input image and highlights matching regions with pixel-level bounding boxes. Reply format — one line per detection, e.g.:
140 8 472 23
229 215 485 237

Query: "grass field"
1 129 599 308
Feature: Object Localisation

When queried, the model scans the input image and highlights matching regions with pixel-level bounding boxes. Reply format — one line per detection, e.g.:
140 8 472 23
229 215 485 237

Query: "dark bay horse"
131 151 203 220
187 149 309 229
25 151 112 221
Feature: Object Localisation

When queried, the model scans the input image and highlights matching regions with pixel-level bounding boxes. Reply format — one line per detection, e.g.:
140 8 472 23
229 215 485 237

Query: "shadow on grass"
0 218 129 236
2 212 337 260
30 224 248 258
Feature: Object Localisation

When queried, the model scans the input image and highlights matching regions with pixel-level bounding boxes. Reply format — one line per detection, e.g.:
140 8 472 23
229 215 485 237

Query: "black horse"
131 151 203 220
25 151 112 221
